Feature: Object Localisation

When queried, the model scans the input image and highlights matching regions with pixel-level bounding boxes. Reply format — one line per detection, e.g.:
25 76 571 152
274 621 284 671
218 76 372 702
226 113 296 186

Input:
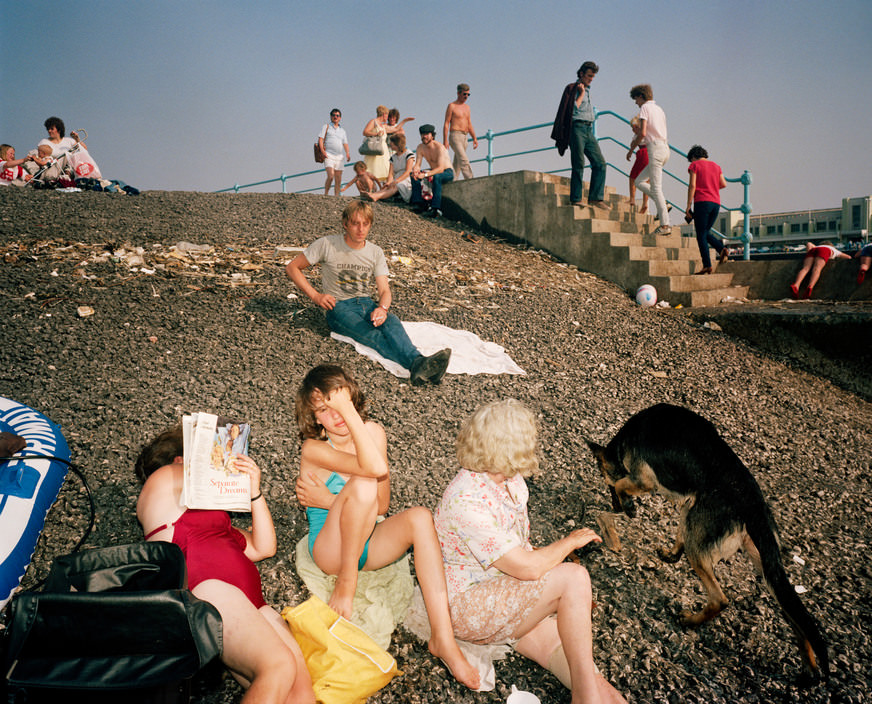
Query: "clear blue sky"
2 0 870 214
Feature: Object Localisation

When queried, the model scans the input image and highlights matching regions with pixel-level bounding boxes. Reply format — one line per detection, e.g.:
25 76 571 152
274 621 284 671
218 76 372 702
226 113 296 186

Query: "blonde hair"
0 144 11 159
376 105 388 117
456 399 539 478
342 199 374 225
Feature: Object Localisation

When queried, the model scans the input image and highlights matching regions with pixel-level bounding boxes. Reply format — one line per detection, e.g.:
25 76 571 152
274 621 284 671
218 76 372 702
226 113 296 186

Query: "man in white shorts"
318 108 351 196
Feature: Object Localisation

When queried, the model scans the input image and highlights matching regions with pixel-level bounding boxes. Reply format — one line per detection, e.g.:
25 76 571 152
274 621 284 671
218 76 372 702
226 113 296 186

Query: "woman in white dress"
362 106 412 181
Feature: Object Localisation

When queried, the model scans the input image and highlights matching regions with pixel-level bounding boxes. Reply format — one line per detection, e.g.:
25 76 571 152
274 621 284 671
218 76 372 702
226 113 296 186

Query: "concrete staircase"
444 170 750 307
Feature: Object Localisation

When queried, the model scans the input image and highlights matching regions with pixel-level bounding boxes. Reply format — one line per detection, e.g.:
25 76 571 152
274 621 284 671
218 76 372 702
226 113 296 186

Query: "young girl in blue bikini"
294 364 479 690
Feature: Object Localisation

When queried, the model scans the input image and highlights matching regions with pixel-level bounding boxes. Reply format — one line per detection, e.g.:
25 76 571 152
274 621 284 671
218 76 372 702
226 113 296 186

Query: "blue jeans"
569 120 606 203
692 200 723 268
325 297 420 370
411 168 454 210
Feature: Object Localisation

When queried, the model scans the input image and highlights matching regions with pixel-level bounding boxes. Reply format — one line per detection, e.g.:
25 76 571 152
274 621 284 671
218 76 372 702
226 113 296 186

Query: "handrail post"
740 170 753 260
486 129 494 176
280 173 288 194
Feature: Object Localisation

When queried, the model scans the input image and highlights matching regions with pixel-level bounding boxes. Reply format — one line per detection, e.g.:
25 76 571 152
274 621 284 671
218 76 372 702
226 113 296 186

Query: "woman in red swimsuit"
789 241 851 299
135 427 314 704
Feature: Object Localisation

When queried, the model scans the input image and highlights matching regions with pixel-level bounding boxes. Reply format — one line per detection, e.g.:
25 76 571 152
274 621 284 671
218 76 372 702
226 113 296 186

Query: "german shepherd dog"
587 403 829 683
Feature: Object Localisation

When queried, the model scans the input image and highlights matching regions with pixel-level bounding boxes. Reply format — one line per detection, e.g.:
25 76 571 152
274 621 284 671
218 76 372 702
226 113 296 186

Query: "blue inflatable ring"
0 397 70 609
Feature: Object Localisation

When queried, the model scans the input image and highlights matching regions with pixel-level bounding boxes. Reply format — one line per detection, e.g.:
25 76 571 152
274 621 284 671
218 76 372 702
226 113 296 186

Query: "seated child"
31 135 102 182
0 145 32 185
341 161 381 196
294 364 479 690
27 143 68 182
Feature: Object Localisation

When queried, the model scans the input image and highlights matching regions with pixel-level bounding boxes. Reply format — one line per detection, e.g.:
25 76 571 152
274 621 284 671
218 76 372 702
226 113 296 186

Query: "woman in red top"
135 426 314 704
685 145 728 274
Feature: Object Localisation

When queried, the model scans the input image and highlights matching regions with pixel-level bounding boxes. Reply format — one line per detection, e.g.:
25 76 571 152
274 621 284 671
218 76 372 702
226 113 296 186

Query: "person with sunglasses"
319 109 351 196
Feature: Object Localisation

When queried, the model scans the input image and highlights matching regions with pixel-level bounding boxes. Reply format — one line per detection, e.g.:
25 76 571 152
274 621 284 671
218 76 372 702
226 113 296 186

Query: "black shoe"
423 208 442 218
409 348 451 385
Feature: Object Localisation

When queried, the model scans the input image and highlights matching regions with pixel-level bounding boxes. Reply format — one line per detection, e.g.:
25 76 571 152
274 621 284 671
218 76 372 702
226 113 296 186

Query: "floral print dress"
434 469 548 644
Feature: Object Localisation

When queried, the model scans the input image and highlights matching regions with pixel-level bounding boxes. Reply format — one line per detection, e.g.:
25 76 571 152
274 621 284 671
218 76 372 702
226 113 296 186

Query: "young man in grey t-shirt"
286 201 450 385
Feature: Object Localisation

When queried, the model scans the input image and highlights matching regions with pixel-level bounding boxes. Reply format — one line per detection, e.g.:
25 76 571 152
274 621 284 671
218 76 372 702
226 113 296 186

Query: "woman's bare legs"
804 257 829 297
193 580 314 704
260 606 315 704
365 183 399 202
311 475 379 618
314 493 480 690
512 563 627 704
791 255 814 296
365 507 481 690
628 178 648 213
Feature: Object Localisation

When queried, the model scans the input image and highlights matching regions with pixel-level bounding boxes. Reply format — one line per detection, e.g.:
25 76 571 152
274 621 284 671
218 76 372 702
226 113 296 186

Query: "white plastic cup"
506 684 541 704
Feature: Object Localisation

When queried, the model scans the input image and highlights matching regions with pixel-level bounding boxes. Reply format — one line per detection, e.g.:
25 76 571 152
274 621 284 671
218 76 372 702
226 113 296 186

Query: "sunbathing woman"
434 399 627 704
294 364 480 690
135 427 314 704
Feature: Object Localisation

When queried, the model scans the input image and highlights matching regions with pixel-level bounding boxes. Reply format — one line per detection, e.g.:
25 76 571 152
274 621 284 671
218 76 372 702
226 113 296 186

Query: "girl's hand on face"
323 386 355 414
230 454 261 496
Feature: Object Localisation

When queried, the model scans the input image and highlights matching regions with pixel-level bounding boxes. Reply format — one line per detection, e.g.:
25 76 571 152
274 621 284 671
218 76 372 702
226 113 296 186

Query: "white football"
635 284 657 307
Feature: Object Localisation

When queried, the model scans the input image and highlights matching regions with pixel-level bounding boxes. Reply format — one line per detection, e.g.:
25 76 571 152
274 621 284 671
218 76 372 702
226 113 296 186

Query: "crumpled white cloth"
331 321 525 378
402 586 510 692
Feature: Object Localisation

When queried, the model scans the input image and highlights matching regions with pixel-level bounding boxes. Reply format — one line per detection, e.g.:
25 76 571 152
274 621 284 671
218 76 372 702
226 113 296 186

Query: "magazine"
182 412 252 511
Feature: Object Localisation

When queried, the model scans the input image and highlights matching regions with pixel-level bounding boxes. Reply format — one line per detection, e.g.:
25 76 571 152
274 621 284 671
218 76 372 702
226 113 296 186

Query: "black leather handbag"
2 542 222 704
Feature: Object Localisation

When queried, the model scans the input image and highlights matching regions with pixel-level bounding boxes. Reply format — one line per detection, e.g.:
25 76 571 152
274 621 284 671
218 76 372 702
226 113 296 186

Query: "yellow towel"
294 535 413 650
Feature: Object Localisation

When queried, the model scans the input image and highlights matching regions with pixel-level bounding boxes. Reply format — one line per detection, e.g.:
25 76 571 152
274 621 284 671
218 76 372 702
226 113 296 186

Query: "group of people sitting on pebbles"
1 116 102 188
132 199 628 703
136 369 627 704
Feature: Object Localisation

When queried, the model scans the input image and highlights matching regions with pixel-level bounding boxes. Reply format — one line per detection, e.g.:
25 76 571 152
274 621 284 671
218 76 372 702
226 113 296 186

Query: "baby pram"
26 129 90 188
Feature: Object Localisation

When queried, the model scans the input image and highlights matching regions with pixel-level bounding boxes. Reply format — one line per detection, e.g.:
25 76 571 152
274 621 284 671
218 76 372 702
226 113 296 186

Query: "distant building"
679 195 871 250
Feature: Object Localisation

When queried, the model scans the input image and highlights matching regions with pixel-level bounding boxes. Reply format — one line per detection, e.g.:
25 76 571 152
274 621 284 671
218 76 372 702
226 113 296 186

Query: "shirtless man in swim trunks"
411 124 454 217
443 83 478 180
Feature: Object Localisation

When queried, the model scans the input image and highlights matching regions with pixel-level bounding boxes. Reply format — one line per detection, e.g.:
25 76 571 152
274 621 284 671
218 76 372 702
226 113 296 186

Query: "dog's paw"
608 486 623 513
679 609 705 627
657 547 683 563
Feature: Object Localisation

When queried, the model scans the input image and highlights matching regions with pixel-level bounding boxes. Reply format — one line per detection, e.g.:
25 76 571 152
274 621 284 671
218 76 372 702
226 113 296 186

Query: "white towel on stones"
330 321 525 378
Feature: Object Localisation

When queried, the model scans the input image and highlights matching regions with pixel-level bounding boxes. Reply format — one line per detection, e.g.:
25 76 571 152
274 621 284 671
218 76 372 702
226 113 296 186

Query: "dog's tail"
746 511 829 683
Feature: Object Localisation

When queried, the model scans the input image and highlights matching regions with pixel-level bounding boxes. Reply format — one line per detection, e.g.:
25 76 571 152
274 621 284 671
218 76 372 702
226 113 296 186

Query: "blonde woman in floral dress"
434 399 627 704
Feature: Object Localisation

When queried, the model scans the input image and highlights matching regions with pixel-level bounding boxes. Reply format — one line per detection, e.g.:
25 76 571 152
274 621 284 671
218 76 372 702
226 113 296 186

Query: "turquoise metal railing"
217 110 753 258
